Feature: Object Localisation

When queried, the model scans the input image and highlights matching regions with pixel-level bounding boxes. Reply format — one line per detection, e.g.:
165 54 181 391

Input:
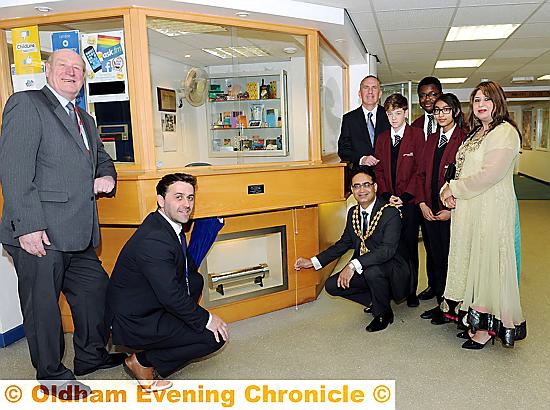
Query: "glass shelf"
207 70 288 157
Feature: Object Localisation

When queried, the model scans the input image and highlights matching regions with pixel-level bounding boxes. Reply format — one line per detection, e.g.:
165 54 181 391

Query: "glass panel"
146 17 308 168
319 44 344 157
381 81 420 124
3 18 135 163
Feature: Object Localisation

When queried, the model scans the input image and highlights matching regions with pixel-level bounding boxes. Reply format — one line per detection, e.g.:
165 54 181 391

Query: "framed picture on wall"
157 87 177 112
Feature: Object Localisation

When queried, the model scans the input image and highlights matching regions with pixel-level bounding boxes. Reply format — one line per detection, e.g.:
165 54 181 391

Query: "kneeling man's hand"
206 314 229 343
337 265 355 289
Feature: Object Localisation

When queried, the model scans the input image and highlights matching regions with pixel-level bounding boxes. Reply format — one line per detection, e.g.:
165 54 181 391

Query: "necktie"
66 102 80 133
427 114 434 136
438 134 448 149
179 231 191 296
367 112 375 146
393 134 401 147
362 211 369 235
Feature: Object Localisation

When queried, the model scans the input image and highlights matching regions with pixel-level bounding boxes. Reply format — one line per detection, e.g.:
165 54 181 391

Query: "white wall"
519 149 550 182
0 245 23 334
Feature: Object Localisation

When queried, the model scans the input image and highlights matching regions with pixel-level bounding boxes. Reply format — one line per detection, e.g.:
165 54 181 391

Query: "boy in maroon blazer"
375 93 425 307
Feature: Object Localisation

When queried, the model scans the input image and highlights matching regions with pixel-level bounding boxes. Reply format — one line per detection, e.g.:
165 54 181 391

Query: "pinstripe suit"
0 86 116 380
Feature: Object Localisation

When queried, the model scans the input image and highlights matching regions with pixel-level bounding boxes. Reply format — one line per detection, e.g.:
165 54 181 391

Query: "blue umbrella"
188 217 224 266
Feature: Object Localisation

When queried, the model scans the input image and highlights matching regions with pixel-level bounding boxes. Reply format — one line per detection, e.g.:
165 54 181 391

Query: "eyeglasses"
433 107 452 115
419 92 440 99
351 182 375 190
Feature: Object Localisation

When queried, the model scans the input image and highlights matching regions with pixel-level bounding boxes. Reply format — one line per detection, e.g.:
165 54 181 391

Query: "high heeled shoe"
461 335 494 350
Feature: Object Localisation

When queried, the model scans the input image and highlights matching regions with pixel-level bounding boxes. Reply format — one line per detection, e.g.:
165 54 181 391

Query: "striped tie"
438 134 448 149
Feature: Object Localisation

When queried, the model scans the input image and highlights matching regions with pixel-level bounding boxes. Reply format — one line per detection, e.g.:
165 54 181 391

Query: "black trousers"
5 244 110 380
128 271 224 378
324 265 392 316
396 203 421 296
423 219 451 300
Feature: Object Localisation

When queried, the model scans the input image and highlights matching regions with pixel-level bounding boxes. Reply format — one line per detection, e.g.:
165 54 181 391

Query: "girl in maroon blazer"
374 93 425 307
416 93 466 323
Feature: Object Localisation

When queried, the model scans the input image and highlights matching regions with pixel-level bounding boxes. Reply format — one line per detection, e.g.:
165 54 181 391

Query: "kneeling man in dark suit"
106 173 227 391
294 166 410 332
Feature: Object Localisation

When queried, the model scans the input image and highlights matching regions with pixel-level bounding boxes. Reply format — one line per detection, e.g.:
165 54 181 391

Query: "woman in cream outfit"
440 81 526 349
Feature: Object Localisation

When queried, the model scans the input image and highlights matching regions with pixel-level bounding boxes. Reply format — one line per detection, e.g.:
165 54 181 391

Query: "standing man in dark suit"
374 93 425 308
338 75 391 168
410 76 443 302
106 173 228 391
0 49 124 398
294 167 410 332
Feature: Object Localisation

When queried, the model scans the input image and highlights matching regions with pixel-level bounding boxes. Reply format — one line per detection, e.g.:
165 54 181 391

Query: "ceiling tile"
442 39 504 53
348 12 377 31
376 9 455 29
381 28 449 44
512 22 550 38
453 4 539 25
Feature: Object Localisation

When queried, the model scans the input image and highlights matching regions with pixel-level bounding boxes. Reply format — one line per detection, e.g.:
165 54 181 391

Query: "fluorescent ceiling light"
446 24 520 41
202 46 270 59
435 59 485 68
439 77 468 84
511 76 534 84
537 74 550 80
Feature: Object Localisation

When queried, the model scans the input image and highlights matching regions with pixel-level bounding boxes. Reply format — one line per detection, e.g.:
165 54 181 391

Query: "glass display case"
207 70 289 157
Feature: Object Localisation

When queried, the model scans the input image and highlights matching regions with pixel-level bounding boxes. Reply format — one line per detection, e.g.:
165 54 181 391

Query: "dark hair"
350 166 376 184
434 93 465 130
383 93 408 111
418 76 442 94
360 75 381 87
156 173 197 198
466 81 521 138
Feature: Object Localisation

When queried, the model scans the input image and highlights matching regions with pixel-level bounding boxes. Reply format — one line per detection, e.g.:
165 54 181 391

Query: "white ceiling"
2 0 550 89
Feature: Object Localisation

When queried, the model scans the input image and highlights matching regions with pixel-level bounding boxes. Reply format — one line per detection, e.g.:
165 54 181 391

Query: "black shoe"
430 309 450 325
456 330 470 339
39 380 91 400
74 353 128 376
461 336 494 350
366 311 394 332
420 306 439 319
515 321 527 341
406 295 419 307
417 286 435 300
363 304 372 314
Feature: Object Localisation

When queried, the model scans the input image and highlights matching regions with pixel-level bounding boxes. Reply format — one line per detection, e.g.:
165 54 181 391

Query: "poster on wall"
80 30 129 102
10 25 45 91
10 63 46 92
51 30 86 110
161 113 177 152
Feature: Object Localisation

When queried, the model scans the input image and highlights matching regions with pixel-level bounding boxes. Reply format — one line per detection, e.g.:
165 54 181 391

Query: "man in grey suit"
0 49 125 398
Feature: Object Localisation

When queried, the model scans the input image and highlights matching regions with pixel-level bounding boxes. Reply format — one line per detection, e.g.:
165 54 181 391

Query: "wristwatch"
348 262 356 271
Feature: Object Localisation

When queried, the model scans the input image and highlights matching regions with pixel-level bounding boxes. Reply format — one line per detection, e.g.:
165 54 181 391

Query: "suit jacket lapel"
153 211 184 266
41 86 92 159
